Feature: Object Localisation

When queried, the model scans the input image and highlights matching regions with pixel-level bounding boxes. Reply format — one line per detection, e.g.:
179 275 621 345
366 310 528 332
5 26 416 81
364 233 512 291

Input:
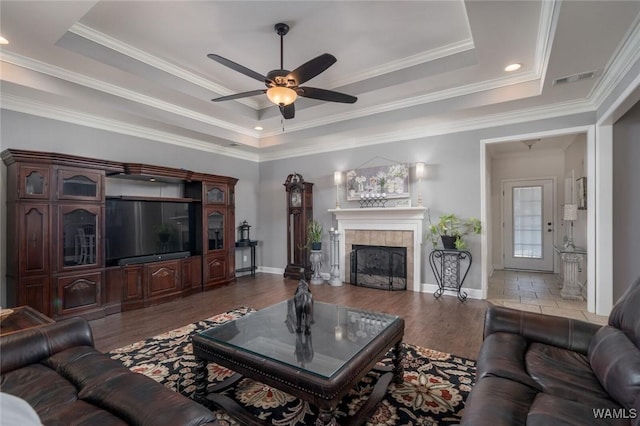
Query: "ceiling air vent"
553 70 598 86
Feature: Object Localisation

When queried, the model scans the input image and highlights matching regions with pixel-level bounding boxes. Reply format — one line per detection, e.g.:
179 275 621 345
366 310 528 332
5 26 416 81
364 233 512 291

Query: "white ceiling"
1 1 639 161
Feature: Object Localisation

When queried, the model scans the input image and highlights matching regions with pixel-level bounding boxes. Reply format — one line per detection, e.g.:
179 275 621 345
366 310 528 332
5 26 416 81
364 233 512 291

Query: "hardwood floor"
90 273 489 359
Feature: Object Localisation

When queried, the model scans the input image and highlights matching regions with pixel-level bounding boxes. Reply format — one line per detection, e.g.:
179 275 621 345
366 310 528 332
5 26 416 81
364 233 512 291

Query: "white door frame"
480 125 598 313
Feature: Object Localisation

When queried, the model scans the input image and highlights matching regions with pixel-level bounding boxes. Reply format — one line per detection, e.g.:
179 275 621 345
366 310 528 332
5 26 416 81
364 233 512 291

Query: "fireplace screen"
350 245 407 291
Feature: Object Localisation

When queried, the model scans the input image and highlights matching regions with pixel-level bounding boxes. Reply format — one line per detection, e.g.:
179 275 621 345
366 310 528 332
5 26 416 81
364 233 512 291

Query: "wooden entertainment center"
2 149 238 319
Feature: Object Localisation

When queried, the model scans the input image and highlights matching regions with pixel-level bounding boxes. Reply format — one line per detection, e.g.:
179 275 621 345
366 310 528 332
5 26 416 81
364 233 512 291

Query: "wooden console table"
235 240 258 277
0 306 55 337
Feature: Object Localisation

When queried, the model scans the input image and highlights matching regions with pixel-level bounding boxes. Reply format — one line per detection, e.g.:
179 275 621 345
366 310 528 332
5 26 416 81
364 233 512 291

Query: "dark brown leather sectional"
0 318 219 425
462 277 640 426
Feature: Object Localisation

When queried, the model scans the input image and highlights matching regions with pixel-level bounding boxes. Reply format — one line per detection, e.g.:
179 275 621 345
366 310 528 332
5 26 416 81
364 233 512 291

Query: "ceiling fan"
208 23 357 120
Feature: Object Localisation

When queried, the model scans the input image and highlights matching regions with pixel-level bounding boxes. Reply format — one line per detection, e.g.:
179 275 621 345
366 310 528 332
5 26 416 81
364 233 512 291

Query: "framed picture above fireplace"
345 164 410 201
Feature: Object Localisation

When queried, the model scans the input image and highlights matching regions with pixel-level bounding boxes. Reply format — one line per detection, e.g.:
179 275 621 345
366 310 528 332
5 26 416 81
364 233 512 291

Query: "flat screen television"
105 198 196 266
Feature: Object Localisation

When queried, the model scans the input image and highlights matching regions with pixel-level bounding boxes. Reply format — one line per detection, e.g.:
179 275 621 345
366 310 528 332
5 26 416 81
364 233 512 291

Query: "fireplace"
330 207 427 292
351 245 407 290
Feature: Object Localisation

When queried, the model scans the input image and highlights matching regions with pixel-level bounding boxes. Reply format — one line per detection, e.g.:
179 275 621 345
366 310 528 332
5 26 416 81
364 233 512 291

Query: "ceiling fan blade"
297 87 357 104
287 54 336 85
279 103 295 119
212 89 266 102
207 54 269 83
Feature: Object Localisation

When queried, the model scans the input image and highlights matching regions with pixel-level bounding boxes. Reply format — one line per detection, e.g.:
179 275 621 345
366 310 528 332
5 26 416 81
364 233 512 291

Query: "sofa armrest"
483 305 602 355
1 317 94 374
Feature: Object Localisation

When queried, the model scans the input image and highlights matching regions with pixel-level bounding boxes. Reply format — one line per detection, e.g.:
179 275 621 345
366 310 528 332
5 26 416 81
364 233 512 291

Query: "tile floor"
488 269 608 325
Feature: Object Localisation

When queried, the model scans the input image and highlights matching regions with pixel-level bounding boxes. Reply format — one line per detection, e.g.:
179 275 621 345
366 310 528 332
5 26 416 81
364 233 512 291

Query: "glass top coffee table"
192 300 404 425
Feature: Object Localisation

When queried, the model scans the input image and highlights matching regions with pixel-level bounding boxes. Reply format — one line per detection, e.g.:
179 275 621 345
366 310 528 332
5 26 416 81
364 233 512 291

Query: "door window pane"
513 186 542 258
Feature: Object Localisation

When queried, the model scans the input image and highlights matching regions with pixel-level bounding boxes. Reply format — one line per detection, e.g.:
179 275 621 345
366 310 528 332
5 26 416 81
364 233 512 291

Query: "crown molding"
589 14 640 108
535 0 561 89
0 51 260 142
69 23 260 110
328 38 475 89
1 94 260 163
257 99 594 162
259 69 542 139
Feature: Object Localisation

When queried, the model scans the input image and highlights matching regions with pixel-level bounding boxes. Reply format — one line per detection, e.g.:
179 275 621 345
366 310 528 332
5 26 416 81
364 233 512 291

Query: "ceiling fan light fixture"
267 86 297 106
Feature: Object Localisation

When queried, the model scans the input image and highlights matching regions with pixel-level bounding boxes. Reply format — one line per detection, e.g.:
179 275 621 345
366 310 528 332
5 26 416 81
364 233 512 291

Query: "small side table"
0 306 55 337
429 249 472 302
553 245 586 300
235 240 258 277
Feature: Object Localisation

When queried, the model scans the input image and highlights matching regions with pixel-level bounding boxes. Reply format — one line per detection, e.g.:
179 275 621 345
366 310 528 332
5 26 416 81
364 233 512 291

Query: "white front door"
503 179 554 271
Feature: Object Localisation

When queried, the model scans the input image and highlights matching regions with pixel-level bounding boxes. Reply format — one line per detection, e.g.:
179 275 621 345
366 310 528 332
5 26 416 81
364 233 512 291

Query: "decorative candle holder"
329 229 342 286
358 193 388 208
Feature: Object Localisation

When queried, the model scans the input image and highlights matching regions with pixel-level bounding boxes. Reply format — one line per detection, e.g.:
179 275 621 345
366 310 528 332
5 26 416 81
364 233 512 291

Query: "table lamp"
563 204 578 250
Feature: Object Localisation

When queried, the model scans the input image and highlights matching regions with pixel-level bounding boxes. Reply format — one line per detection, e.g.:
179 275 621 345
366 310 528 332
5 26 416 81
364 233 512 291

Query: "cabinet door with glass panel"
57 204 102 270
204 183 226 205
205 207 225 252
19 165 50 199
56 167 103 201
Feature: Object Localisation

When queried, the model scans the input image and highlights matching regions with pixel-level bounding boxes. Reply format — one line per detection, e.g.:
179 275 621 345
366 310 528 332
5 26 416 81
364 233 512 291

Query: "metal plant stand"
329 231 342 286
429 249 472 302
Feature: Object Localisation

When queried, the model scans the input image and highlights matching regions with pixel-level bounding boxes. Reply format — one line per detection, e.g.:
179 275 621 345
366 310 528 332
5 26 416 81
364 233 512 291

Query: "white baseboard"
256 266 284 275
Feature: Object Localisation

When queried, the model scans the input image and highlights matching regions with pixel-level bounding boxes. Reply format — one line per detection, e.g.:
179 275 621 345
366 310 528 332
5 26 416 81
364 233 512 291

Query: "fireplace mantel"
329 207 427 291
329 207 427 221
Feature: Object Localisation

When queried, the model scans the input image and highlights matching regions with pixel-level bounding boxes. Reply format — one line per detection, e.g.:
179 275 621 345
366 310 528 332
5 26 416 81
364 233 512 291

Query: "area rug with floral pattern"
108 307 476 425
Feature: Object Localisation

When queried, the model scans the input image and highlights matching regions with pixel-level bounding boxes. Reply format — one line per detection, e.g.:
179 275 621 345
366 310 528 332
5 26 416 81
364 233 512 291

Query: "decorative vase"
311 242 321 250
441 235 458 250
309 249 324 285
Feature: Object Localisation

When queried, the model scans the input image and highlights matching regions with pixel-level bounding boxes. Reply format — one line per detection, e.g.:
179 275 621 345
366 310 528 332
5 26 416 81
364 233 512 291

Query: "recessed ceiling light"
504 63 522 72
0 36 9 45
149 178 156 182
254 126 263 131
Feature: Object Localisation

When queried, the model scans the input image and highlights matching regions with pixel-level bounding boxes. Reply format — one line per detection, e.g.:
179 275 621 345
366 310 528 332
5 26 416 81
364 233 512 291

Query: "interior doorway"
480 126 595 313
503 178 554 271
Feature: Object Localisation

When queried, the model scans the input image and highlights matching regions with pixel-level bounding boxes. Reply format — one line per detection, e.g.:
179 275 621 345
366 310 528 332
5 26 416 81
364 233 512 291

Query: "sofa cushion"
0 363 79 411
461 376 538 426
526 342 614 408
475 332 540 390
38 399 127 426
589 325 640 409
527 393 628 426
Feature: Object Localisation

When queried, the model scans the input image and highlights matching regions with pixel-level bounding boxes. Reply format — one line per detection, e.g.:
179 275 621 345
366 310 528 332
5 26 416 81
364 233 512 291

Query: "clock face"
291 191 302 207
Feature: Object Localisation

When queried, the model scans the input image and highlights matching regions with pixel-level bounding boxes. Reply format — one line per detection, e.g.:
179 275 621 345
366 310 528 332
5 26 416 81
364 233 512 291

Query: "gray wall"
258 112 596 291
0 107 612 298
612 100 640 301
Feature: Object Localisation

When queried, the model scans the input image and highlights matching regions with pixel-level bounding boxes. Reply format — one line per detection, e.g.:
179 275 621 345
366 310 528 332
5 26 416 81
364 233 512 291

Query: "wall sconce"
415 162 425 207
334 171 342 209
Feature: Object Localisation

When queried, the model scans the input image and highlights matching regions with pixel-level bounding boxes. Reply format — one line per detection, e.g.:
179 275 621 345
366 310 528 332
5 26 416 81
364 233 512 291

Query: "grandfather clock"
284 173 314 280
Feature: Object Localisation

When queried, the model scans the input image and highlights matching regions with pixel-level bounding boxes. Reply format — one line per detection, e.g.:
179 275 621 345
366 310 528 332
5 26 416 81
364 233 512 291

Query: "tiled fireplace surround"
330 208 427 291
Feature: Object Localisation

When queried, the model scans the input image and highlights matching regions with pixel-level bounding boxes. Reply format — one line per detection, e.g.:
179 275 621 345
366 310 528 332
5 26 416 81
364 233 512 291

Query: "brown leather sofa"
0 317 219 425
462 277 640 426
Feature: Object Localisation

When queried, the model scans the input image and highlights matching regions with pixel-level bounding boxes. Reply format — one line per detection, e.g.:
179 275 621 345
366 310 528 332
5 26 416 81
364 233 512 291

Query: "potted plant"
427 213 482 250
156 223 174 243
306 219 324 250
